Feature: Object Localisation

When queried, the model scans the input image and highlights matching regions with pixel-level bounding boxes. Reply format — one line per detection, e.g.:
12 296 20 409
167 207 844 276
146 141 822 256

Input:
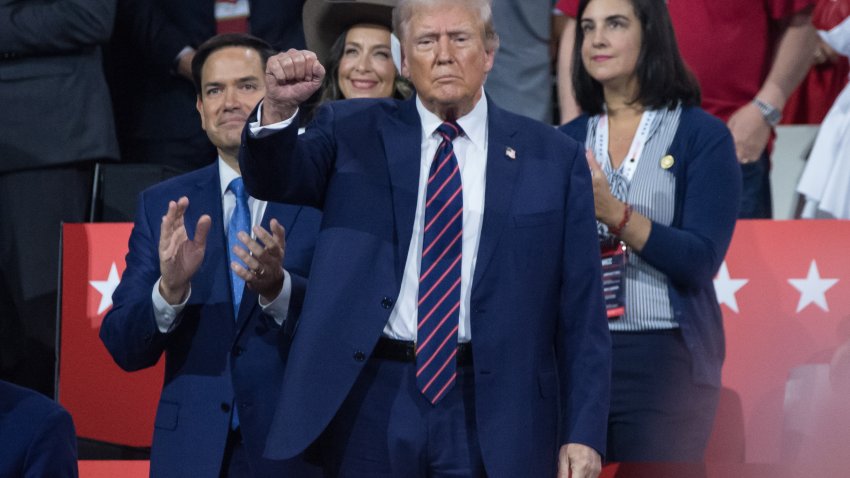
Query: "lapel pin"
660 154 674 169
505 147 516 160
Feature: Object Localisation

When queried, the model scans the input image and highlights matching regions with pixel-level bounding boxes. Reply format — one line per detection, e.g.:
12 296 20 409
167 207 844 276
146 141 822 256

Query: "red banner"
717 220 850 463
58 220 850 458
58 223 163 447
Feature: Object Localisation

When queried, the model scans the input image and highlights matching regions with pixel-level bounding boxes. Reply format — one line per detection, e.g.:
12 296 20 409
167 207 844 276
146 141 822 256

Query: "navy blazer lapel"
472 100 520 294
381 98 423 282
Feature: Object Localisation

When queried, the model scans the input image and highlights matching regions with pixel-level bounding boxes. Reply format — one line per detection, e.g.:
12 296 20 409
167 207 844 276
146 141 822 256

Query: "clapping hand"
230 218 287 302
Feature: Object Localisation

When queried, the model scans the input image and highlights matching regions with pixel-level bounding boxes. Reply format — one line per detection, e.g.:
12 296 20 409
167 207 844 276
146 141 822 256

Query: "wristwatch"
753 98 781 127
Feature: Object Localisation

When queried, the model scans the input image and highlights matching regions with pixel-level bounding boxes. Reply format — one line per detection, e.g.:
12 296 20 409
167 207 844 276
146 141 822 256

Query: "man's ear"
401 54 410 79
196 95 206 131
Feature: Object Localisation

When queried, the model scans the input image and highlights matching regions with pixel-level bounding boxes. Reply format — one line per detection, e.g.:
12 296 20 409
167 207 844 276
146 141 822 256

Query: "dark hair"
319 26 413 103
191 33 276 94
572 0 700 115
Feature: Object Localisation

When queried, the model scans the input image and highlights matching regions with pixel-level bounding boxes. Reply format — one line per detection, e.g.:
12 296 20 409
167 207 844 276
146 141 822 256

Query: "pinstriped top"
586 105 682 331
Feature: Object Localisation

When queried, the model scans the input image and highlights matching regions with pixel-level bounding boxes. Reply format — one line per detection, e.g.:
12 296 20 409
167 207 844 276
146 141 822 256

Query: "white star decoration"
89 262 121 315
788 260 839 313
714 261 749 313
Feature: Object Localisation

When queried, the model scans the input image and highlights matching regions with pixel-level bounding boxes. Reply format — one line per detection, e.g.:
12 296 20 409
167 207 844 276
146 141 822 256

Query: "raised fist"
262 49 325 124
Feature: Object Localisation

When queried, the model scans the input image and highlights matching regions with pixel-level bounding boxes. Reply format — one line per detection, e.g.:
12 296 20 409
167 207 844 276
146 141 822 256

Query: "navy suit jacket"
100 163 321 477
0 380 77 478
240 97 612 477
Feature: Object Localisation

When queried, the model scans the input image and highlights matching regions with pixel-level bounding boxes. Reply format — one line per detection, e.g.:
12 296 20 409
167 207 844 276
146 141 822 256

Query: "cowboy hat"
302 0 398 65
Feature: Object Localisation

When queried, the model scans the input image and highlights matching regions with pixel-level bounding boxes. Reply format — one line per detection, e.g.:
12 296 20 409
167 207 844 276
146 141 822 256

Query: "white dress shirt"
152 158 292 333
382 95 488 343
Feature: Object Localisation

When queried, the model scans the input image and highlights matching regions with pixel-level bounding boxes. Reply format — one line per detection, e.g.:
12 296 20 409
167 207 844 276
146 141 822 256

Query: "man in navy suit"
100 34 321 477
240 0 611 476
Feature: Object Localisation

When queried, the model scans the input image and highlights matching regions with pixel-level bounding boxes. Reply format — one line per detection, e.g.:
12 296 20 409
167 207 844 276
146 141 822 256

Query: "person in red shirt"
556 0 817 218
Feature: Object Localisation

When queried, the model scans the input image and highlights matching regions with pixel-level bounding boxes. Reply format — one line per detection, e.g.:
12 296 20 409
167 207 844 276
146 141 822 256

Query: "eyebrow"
345 41 391 50
581 14 630 23
203 76 261 89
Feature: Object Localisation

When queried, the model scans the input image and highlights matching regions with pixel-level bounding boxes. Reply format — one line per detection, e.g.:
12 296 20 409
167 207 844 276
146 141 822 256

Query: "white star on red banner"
788 260 839 313
89 262 121 316
714 261 749 313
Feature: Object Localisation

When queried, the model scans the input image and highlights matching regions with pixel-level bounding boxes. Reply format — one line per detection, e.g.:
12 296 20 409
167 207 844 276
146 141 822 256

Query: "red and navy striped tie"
417 121 463 405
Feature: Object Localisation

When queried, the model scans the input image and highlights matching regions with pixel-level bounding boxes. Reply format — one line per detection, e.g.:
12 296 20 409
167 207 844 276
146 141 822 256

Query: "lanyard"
593 110 657 183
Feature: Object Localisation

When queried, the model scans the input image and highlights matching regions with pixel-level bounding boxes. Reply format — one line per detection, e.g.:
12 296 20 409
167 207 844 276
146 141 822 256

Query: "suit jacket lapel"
381 98 423 283
472 100 520 295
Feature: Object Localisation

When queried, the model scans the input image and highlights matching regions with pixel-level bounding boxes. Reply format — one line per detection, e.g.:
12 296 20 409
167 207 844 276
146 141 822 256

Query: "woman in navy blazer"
559 0 741 463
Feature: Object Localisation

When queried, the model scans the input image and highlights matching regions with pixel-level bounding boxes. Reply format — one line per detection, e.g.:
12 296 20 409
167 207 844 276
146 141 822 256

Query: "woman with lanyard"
559 0 742 463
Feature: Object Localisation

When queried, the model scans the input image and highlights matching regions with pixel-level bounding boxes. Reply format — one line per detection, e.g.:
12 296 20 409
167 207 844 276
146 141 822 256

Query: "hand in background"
727 102 771 164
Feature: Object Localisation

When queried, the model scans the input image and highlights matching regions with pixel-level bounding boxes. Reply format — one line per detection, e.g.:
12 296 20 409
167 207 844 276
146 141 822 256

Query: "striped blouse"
585 105 682 331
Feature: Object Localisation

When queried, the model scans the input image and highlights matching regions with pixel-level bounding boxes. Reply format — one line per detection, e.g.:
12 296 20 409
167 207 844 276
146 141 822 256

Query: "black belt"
372 337 473 366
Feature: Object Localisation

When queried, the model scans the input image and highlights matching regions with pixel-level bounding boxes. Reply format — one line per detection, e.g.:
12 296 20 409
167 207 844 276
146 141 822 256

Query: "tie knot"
436 121 462 142
227 177 248 201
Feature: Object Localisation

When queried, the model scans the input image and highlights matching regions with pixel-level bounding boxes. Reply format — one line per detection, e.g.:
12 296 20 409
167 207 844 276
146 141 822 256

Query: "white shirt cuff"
259 269 292 326
152 277 190 333
248 102 299 137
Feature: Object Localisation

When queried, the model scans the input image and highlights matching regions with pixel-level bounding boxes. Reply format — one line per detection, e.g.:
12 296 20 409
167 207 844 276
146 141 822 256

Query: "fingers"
230 225 285 299
266 219 287 257
194 214 212 247
266 49 323 85
559 444 602 478
231 224 284 276
160 197 190 255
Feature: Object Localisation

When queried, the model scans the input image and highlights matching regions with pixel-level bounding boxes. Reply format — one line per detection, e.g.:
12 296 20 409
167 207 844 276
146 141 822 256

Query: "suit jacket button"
381 297 394 309
353 351 366 362
233 346 244 356
221 402 231 413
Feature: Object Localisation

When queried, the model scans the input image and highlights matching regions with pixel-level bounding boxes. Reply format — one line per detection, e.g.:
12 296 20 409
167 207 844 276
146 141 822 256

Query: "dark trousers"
739 152 772 219
320 355 484 477
607 330 720 463
220 428 251 478
0 165 92 397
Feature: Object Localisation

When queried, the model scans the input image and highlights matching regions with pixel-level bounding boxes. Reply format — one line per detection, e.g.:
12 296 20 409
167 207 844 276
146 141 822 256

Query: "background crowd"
1 0 847 475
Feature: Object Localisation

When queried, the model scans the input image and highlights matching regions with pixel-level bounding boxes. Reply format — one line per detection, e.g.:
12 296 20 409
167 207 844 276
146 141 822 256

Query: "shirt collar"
218 157 241 197
415 89 488 150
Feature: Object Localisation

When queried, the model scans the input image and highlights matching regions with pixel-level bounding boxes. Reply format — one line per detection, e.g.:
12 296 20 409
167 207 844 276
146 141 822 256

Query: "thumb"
585 149 603 178
311 60 326 83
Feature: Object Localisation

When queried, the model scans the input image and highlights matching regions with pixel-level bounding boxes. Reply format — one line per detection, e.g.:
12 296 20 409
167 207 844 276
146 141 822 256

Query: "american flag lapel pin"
505 146 516 160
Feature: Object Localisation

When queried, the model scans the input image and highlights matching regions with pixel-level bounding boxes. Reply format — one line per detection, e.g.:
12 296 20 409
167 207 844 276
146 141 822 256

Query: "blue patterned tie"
227 177 250 320
417 121 463 404
226 177 250 429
